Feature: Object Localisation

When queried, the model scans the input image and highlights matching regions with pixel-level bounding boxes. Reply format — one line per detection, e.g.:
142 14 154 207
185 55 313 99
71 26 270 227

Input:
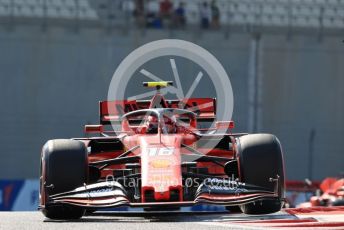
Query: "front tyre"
237 134 285 214
40 139 88 219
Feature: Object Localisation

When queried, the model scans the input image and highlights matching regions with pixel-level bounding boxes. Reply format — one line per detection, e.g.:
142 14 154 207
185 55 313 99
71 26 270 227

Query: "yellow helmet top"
143 81 173 88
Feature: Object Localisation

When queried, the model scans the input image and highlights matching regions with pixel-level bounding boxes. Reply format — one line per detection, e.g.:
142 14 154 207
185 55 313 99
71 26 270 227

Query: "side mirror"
216 121 234 130
84 125 104 134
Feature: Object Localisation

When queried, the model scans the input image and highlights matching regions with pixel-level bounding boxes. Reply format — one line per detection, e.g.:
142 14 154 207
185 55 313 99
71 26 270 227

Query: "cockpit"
121 108 197 134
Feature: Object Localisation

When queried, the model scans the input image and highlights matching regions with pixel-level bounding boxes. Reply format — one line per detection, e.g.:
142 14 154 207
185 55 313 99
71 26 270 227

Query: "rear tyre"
40 139 88 219
237 134 285 214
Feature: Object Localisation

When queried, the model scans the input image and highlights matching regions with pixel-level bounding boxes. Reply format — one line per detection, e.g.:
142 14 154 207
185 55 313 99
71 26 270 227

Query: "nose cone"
139 135 183 202
154 191 170 201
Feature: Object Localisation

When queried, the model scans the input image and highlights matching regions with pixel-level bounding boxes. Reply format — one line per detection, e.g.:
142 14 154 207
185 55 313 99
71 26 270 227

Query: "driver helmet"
145 115 159 133
162 115 177 134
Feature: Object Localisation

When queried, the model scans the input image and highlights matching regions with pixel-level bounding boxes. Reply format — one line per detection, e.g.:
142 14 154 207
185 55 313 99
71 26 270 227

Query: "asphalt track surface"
0 210 293 230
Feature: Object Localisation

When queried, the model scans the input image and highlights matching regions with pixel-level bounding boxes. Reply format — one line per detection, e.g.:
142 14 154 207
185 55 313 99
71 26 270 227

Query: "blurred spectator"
146 0 162 28
211 0 220 29
200 2 211 29
159 0 173 28
133 0 144 16
133 0 145 27
173 2 186 28
159 0 173 18
121 0 135 21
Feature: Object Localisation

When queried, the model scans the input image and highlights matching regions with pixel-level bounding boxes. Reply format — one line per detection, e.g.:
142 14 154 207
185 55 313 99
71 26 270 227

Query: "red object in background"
285 180 320 208
319 177 338 193
160 0 172 15
320 178 344 195
292 177 344 208
286 180 321 192
3 184 14 209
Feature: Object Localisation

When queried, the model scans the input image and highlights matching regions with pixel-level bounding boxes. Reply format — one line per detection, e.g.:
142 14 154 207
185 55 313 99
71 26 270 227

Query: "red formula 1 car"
39 82 285 219
297 177 344 208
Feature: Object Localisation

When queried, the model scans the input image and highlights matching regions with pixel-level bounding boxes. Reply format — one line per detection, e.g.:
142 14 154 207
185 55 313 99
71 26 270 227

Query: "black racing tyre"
237 134 285 214
40 139 88 219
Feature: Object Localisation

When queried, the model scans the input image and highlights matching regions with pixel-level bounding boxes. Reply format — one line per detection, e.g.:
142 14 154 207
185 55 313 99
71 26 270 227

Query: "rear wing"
99 98 216 125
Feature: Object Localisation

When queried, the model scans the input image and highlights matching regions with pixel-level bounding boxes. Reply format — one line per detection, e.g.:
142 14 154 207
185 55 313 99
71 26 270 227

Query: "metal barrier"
0 179 39 211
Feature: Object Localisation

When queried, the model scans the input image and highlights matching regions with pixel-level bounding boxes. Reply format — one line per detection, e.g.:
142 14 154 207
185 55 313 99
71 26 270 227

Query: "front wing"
42 177 282 209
